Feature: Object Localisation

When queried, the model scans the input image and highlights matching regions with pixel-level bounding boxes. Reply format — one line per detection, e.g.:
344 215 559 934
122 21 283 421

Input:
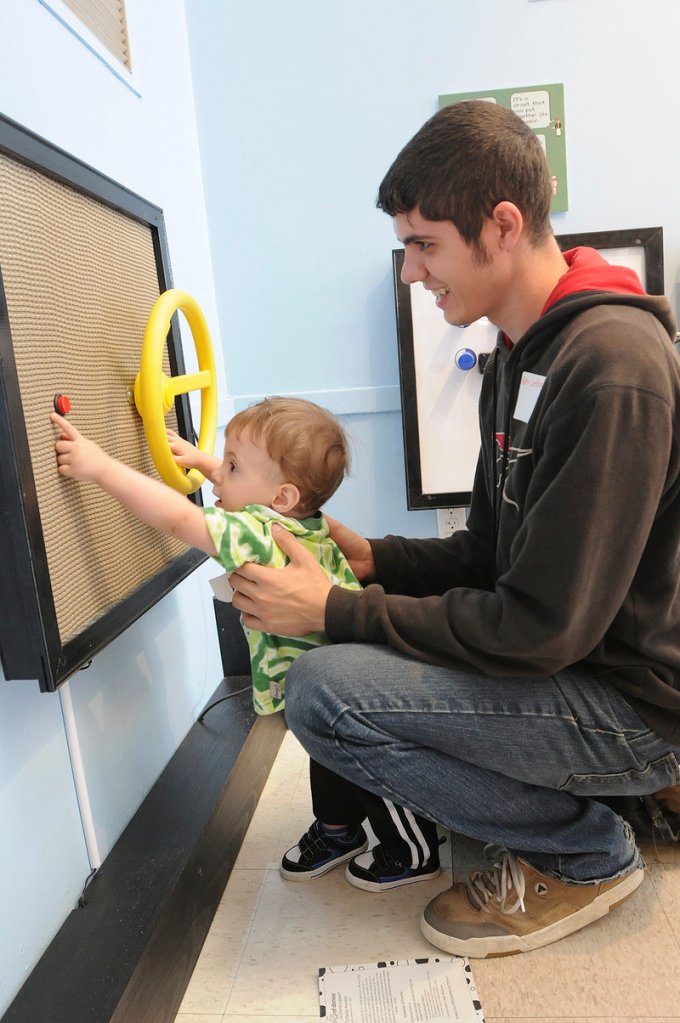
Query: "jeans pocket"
558 751 680 797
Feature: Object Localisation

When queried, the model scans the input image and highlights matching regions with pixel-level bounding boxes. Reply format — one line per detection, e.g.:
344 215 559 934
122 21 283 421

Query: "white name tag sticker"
513 372 546 423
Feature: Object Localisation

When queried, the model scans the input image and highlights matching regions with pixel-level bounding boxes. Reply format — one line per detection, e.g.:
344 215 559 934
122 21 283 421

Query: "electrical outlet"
436 507 468 537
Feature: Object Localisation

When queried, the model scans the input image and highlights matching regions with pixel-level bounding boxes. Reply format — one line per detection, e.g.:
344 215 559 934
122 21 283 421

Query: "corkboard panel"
0 116 205 690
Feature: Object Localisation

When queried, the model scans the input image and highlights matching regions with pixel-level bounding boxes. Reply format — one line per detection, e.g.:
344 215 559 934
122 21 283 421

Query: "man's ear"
271 483 301 515
490 200 523 251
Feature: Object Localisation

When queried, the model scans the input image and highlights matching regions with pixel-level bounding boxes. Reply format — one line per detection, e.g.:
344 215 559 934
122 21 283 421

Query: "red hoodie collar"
541 246 646 313
502 246 646 350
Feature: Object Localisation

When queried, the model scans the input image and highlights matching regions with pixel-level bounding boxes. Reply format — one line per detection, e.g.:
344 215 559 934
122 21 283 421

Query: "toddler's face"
212 427 286 512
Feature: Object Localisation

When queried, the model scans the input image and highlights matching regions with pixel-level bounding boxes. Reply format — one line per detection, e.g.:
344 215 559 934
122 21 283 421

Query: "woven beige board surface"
0 152 190 645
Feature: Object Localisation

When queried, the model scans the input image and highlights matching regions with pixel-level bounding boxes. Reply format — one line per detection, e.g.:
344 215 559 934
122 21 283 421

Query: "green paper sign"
438 83 568 213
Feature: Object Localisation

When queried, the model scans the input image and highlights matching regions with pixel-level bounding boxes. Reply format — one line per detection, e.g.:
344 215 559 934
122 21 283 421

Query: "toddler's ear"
271 482 301 515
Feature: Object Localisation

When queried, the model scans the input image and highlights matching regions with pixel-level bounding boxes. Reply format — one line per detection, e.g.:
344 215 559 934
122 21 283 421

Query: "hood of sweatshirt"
542 245 647 310
493 246 676 425
522 246 676 352
499 246 673 354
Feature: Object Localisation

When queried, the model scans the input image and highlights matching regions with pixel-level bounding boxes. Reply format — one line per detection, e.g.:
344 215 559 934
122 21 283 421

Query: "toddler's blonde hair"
227 396 351 516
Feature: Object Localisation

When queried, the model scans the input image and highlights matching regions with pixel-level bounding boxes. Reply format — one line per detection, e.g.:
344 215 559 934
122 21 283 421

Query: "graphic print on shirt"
204 504 361 715
494 432 532 510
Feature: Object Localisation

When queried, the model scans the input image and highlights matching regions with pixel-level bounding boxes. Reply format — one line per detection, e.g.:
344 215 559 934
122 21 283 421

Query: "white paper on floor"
318 956 484 1022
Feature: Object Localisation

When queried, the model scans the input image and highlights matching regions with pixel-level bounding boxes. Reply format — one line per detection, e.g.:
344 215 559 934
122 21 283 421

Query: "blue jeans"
285 645 680 883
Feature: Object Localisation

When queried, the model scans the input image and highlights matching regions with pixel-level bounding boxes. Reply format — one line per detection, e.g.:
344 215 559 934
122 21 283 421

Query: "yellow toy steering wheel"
134 289 217 495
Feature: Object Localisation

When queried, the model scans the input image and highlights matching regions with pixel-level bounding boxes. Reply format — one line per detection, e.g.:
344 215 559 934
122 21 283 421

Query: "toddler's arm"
167 428 221 481
52 413 217 556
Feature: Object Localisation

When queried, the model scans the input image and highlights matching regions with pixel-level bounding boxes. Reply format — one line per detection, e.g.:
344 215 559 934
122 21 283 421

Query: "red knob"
54 394 71 415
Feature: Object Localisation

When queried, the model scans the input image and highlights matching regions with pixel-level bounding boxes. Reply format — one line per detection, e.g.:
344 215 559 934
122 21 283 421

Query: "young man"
228 101 680 957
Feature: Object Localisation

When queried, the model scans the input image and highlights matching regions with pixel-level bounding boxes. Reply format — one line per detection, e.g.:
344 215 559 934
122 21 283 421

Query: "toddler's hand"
51 412 111 483
166 428 198 467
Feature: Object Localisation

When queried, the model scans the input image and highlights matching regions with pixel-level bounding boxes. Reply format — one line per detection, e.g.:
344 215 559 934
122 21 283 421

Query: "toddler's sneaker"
280 820 368 881
346 843 441 892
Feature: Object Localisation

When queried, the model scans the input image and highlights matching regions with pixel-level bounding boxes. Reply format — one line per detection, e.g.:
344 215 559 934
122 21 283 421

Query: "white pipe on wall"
58 679 102 870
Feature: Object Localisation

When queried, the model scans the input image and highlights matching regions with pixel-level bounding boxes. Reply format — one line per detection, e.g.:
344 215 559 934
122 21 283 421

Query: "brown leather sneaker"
421 849 644 958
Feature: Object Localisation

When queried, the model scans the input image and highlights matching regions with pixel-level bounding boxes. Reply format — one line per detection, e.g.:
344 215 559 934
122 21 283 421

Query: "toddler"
52 396 442 890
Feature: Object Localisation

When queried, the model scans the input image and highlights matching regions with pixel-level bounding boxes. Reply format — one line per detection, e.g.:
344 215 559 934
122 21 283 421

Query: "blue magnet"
455 348 477 371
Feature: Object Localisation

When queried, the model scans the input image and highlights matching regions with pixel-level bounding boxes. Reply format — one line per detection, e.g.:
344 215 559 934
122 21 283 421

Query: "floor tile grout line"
647 860 680 952
220 867 276 1017
183 868 271 1019
178 735 313 1022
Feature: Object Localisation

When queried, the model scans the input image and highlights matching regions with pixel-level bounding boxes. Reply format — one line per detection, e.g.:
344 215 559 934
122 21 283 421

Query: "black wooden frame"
393 226 665 510
0 113 206 692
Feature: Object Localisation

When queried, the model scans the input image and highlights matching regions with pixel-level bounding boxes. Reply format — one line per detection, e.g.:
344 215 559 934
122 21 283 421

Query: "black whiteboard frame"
393 226 665 510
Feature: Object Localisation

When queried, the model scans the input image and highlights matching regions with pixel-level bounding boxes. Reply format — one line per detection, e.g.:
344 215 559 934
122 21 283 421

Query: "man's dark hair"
377 100 553 249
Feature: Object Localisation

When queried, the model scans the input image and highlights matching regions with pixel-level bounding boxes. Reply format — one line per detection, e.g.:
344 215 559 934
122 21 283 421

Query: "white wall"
0 0 226 1013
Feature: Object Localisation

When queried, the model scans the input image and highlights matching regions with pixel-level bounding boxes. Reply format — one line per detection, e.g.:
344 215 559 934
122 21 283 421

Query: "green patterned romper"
204 504 361 715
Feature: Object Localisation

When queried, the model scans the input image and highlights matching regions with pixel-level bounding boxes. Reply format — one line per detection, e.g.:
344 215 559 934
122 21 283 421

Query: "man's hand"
325 514 375 582
51 412 112 483
230 524 332 635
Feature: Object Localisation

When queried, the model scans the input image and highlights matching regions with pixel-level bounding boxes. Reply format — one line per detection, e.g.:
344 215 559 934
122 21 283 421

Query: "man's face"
212 427 286 512
395 208 501 328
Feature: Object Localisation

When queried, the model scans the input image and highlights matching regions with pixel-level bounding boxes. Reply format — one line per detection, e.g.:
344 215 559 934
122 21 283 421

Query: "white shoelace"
465 846 527 915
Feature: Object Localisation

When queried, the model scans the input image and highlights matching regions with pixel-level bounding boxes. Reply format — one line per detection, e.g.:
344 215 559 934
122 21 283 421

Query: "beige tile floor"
176 730 680 1023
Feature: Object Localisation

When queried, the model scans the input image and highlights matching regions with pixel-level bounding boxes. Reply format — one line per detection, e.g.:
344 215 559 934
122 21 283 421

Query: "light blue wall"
184 0 457 539
3 0 680 1014
185 0 680 540
0 0 226 1013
